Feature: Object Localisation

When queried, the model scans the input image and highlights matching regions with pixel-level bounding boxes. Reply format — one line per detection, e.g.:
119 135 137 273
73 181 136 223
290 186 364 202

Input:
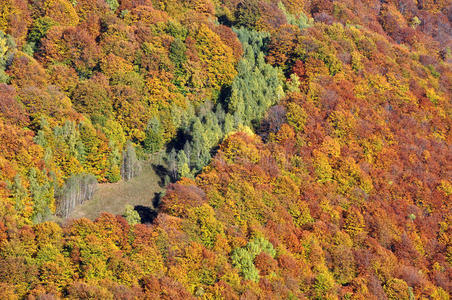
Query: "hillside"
0 0 451 299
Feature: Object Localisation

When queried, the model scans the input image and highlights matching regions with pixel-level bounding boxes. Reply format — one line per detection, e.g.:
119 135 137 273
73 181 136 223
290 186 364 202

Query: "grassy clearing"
66 162 164 221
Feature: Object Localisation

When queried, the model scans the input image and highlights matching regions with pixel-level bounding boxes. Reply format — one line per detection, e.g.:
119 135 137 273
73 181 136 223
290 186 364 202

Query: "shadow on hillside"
152 164 169 188
134 205 158 224
152 191 164 208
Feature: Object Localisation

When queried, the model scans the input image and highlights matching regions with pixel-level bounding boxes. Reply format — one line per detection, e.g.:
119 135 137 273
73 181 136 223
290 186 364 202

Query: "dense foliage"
0 0 451 298
0 0 243 223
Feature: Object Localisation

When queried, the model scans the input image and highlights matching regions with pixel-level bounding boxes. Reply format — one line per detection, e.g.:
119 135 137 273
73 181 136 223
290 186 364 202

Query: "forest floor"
65 161 165 222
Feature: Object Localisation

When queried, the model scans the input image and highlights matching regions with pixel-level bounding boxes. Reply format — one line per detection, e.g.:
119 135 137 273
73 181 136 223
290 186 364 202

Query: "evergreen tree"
144 117 164 153
227 28 284 127
28 168 54 223
205 111 223 147
223 113 235 133
176 150 191 179
190 118 211 171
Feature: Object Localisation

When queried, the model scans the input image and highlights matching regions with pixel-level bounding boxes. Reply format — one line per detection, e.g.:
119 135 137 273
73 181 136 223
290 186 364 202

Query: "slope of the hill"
0 0 243 223
0 0 451 299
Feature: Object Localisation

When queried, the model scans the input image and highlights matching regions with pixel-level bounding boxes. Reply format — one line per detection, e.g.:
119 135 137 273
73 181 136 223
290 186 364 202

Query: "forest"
0 0 451 298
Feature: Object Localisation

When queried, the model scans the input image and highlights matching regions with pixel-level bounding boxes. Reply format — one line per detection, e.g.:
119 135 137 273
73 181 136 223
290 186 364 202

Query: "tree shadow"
217 85 232 109
151 164 169 188
134 205 158 224
165 128 189 152
152 191 164 208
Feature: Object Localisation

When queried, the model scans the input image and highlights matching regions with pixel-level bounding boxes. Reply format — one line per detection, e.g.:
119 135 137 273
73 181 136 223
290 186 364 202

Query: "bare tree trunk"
56 174 97 218
121 142 141 181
